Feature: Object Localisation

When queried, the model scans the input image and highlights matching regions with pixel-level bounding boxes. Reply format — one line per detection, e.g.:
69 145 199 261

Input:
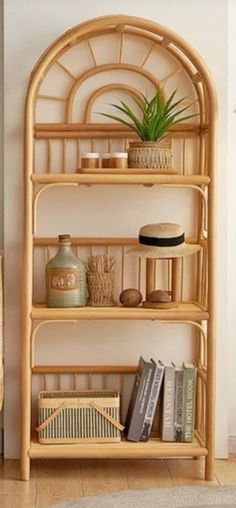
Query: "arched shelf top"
25 15 217 183
26 15 217 120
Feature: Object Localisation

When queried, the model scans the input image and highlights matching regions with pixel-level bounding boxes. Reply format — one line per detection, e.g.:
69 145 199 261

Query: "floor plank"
81 459 128 497
0 493 35 508
0 456 236 508
166 458 219 486
35 460 83 508
215 455 236 485
0 458 36 494
123 459 173 489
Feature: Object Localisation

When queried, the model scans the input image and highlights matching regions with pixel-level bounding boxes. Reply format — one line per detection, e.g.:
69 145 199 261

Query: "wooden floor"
0 456 236 508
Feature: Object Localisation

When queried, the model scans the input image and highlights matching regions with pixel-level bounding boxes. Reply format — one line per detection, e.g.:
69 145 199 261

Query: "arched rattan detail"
29 24 216 128
65 63 159 123
33 183 78 234
25 16 217 174
83 84 146 123
31 320 77 368
56 60 77 81
22 15 217 482
32 182 208 238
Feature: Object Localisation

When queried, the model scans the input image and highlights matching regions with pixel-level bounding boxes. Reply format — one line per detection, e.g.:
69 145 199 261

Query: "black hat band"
139 233 185 247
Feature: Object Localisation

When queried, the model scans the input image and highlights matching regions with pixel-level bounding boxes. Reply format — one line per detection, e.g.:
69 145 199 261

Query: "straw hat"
128 223 201 259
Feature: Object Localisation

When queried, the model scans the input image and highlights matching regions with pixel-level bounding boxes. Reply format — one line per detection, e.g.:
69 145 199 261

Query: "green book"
182 363 197 442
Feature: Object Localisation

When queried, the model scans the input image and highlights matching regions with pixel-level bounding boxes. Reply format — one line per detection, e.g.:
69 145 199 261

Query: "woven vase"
128 140 174 172
87 272 115 306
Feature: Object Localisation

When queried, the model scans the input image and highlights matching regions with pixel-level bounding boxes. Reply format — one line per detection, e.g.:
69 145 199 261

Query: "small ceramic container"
110 152 128 169
81 152 99 169
101 153 111 168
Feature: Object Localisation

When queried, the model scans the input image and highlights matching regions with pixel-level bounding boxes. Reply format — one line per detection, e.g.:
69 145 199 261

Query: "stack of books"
125 356 197 443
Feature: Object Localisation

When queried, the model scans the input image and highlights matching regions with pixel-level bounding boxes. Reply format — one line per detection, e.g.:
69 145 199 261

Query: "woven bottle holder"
128 140 174 172
87 272 115 306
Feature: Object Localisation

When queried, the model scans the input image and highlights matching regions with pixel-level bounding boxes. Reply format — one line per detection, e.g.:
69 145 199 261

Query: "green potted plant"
100 88 197 172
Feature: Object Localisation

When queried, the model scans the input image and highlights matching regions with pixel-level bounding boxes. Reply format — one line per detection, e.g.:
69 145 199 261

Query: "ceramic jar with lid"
101 153 111 168
110 152 128 169
81 152 99 169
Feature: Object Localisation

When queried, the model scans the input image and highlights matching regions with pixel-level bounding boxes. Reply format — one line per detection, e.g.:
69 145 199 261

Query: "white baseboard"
229 436 236 453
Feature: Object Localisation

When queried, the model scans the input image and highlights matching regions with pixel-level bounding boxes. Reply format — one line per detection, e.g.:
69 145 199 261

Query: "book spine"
140 365 164 442
162 366 175 441
174 369 184 442
182 366 196 442
127 363 155 441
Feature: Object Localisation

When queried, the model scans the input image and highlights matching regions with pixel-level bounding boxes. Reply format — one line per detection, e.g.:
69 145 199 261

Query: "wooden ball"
120 288 142 307
147 290 171 303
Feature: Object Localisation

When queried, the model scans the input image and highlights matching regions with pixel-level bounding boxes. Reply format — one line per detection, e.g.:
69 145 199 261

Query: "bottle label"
50 268 80 291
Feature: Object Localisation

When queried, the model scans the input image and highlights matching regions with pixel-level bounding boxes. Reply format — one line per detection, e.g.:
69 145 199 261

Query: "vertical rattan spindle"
146 258 155 298
172 258 182 302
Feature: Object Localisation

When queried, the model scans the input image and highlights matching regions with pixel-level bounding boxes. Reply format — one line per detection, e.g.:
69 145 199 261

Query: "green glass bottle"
46 234 87 307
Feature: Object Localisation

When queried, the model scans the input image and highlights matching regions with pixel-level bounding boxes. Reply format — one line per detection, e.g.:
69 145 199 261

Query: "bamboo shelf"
22 15 216 482
34 121 207 137
29 436 207 459
31 173 210 186
31 302 209 321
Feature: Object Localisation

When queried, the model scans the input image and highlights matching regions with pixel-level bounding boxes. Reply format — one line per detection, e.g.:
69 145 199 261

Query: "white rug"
51 485 236 508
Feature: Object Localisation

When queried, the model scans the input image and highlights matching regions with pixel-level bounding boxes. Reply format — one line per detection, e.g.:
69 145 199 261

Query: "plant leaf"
97 112 135 131
98 87 199 142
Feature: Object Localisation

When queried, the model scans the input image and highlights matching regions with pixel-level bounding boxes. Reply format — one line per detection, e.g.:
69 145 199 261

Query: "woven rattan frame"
21 15 217 481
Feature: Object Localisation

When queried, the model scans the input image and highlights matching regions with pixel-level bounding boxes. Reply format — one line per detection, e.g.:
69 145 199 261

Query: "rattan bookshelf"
21 15 216 481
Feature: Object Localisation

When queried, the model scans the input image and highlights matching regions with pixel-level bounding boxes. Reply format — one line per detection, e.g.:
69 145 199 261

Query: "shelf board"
34 122 205 139
31 173 210 186
31 302 209 321
29 437 207 459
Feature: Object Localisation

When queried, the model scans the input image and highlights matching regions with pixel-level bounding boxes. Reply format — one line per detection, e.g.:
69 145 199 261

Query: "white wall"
4 0 228 458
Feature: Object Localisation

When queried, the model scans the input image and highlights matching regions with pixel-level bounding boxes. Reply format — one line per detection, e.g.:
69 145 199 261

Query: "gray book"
140 359 164 442
162 364 175 441
126 356 156 442
182 363 197 442
173 365 184 442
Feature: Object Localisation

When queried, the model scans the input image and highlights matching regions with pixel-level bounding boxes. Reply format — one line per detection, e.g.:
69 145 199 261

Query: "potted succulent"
100 88 197 172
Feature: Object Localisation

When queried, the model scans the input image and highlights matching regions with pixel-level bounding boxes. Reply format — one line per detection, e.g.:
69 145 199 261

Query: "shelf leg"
20 313 32 480
20 453 30 481
205 455 214 481
204 125 216 481
146 258 155 298
205 284 215 481
205 329 215 481
172 257 182 302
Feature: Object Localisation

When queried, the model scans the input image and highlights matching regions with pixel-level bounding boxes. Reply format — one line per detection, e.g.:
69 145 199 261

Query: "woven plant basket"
87 272 115 306
128 140 174 172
